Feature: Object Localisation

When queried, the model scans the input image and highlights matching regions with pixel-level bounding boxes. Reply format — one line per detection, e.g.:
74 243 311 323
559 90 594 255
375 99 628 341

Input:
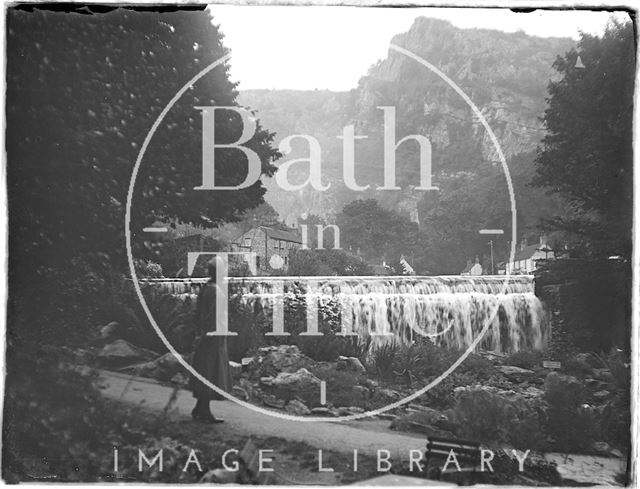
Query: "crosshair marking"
479 229 505 234
143 227 168 233
320 381 326 405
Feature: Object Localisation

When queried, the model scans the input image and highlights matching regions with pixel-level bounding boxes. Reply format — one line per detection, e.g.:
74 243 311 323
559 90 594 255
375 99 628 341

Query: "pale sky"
208 5 629 90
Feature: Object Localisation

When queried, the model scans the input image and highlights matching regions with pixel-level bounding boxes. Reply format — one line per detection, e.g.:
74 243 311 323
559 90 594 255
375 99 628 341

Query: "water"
141 275 548 353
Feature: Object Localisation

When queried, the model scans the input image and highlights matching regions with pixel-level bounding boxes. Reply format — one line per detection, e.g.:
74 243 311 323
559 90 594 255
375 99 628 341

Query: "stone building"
505 236 554 275
230 226 302 274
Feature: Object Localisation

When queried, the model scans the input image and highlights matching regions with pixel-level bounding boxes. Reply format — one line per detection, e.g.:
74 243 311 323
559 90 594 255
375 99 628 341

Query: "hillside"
239 17 575 240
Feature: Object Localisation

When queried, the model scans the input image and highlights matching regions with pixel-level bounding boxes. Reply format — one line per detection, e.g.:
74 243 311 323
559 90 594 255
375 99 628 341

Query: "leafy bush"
503 350 542 370
106 280 196 353
543 372 594 451
451 386 546 449
368 341 399 382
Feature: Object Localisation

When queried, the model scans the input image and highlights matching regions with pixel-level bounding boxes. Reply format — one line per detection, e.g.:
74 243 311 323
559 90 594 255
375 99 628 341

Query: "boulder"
351 385 369 399
373 388 401 403
593 390 611 400
255 345 314 377
498 365 534 381
521 386 545 398
270 368 321 391
97 340 157 368
364 378 379 390
199 469 237 484
376 413 397 421
390 410 456 437
310 407 337 417
285 399 311 416
170 373 188 385
592 368 614 383
229 361 242 378
232 385 250 401
337 356 366 374
120 352 182 381
591 441 612 456
262 394 286 409
98 321 121 341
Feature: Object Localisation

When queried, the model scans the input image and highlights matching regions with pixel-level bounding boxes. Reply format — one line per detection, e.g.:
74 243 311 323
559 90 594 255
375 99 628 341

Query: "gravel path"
97 369 627 485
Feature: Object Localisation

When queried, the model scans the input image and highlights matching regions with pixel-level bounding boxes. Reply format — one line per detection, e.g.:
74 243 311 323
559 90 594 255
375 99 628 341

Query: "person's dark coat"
189 279 231 400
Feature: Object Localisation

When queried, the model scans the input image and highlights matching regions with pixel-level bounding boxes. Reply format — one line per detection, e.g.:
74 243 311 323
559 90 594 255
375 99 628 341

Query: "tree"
6 6 280 283
335 199 418 263
6 6 280 341
532 19 634 257
287 249 372 276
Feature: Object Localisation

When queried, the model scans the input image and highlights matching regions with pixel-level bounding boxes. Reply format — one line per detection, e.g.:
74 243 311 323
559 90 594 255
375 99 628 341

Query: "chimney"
539 234 548 246
520 237 527 252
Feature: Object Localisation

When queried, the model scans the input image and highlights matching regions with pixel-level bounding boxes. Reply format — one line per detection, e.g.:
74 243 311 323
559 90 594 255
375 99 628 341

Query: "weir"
142 275 548 353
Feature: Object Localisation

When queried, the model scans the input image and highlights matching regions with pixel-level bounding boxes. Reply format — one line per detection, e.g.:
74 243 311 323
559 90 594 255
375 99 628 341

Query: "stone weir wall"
139 275 549 354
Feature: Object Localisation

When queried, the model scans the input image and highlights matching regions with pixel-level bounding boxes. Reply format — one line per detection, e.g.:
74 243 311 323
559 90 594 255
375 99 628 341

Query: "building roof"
259 226 302 244
512 243 552 262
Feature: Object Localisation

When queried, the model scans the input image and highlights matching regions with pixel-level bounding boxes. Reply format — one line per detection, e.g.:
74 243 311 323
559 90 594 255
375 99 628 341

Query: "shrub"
368 341 399 382
503 350 542 370
451 386 545 449
543 372 594 451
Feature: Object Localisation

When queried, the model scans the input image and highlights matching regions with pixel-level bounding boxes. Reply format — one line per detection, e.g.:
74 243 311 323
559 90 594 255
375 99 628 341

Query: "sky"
208 5 629 90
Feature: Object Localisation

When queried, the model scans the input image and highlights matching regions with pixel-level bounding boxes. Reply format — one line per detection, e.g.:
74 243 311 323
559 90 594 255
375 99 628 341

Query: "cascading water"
142 275 549 353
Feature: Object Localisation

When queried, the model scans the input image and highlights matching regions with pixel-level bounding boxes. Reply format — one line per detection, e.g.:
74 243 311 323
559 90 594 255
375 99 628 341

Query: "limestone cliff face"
353 17 574 165
240 17 575 220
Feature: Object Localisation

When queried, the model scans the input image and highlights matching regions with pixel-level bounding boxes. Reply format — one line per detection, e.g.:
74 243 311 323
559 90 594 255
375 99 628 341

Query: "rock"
376 413 397 421
378 388 401 401
352 385 369 399
170 373 188 385
337 356 366 374
390 412 456 437
576 353 595 368
73 348 95 364
593 390 611 400
232 385 249 401
285 399 311 416
262 394 286 409
98 321 121 341
498 365 535 381
311 407 337 417
97 340 157 368
259 376 274 386
610 448 624 458
256 345 314 377
229 361 242 378
521 386 545 398
121 352 182 381
592 368 614 383
363 379 379 390
199 468 236 484
592 441 612 456
270 368 321 391
241 357 255 369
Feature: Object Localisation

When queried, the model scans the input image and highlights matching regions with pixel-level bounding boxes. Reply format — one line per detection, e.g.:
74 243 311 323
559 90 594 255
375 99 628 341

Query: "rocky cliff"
239 17 575 224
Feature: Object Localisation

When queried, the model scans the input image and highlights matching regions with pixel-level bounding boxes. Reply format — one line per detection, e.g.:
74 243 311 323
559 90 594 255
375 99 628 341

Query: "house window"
256 256 261 269
244 237 251 247
280 240 285 249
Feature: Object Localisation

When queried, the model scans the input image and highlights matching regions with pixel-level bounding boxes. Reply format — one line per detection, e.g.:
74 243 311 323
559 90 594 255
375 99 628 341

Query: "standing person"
189 258 231 423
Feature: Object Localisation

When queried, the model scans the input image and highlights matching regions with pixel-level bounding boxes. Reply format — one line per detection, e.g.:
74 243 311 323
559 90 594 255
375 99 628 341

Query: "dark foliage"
6 7 279 341
533 20 634 257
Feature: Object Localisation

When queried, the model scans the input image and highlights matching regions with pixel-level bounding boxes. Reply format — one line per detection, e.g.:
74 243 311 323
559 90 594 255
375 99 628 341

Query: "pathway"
97 369 627 485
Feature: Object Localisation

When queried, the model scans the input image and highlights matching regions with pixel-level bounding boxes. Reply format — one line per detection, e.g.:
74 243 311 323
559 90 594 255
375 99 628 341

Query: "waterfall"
140 275 548 353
